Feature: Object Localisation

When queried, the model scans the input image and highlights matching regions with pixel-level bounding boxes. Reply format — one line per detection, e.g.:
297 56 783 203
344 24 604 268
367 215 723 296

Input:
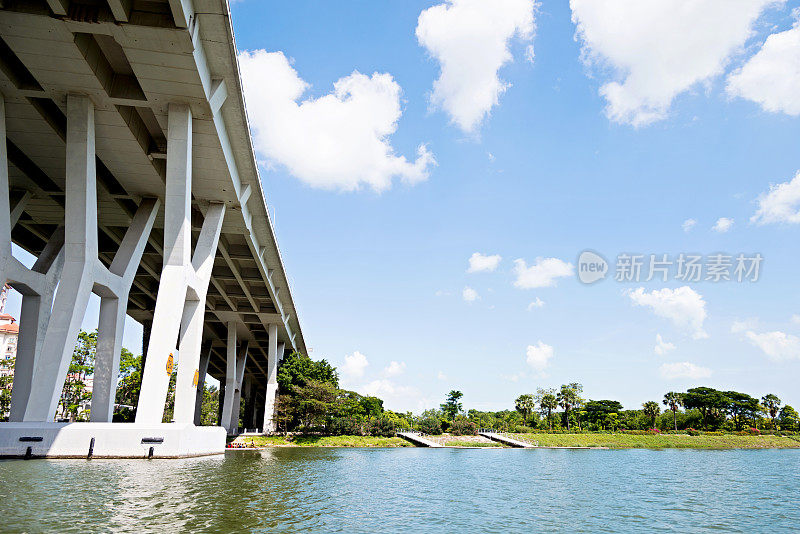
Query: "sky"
10 0 800 414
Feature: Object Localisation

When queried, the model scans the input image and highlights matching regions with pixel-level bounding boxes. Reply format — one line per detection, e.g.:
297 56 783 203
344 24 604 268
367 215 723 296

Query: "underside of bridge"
0 0 305 457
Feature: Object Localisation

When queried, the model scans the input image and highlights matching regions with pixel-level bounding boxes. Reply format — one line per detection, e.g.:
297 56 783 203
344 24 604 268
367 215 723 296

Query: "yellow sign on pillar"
192 369 199 388
166 353 174 375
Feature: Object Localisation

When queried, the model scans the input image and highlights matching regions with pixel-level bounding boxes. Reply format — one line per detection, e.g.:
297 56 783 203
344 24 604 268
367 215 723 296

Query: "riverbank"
232 433 800 449
232 435 412 448
512 432 800 449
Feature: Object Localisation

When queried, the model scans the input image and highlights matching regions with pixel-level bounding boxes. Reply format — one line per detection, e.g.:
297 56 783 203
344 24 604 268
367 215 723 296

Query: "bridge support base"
0 423 226 459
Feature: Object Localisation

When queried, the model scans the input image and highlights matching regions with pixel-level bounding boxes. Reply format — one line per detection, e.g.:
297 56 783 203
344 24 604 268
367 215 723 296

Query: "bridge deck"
478 432 536 448
397 432 444 448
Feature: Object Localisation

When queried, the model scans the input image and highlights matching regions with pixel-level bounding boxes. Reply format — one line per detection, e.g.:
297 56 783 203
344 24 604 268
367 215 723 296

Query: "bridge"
0 0 305 458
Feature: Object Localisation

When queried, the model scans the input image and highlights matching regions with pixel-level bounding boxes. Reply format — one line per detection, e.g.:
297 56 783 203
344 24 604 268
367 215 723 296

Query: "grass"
231 432 800 449
512 432 800 449
446 440 503 447
232 435 412 448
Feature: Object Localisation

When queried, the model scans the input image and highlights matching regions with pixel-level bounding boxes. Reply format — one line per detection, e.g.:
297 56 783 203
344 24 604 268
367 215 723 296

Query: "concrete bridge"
0 0 304 458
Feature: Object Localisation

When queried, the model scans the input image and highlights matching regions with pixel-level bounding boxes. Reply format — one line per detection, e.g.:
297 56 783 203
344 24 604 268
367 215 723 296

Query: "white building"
0 313 17 383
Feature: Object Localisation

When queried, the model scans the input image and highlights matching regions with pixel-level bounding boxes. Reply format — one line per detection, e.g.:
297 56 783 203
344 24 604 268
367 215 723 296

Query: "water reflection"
0 448 798 532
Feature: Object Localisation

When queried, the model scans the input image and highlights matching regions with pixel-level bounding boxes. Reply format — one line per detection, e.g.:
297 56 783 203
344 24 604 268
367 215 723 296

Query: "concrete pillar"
193 344 211 425
172 203 224 424
136 103 192 424
0 97 63 420
220 322 237 432
8 228 64 421
25 94 98 422
262 324 280 433
227 342 248 433
242 376 254 430
136 104 224 425
91 199 159 422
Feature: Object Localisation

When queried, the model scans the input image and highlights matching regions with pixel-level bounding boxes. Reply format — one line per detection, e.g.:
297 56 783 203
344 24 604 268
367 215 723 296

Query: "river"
1 447 798 532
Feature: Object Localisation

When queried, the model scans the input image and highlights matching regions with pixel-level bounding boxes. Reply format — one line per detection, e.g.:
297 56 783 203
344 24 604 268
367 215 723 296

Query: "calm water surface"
1 448 798 533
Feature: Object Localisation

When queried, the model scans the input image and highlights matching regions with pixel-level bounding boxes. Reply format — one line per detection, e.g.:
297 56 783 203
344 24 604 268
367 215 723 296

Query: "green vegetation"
513 432 800 449
233 434 412 448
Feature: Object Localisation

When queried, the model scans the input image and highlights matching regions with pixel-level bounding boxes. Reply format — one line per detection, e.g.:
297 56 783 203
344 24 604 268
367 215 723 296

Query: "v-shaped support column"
0 93 66 421
136 103 225 424
22 94 159 422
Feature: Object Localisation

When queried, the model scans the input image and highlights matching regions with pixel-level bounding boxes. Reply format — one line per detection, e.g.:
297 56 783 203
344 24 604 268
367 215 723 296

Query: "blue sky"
228 0 800 413
11 0 800 413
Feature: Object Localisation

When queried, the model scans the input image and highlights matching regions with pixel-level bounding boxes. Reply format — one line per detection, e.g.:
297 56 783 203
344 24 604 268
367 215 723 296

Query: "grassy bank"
233 435 412 448
232 433 800 449
512 432 800 449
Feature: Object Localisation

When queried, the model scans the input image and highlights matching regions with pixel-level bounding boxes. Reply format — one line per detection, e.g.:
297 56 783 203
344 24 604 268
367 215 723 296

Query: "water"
1 448 798 533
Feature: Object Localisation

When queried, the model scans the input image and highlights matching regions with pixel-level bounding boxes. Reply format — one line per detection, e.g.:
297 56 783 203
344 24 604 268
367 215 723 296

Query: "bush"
328 417 364 436
418 417 443 435
450 419 477 436
367 416 396 437
687 428 700 436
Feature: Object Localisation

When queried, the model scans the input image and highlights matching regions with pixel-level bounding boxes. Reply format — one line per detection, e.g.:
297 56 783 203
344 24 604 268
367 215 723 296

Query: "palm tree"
642 401 660 429
662 392 683 431
761 394 781 429
557 383 583 431
515 394 535 425
537 388 558 431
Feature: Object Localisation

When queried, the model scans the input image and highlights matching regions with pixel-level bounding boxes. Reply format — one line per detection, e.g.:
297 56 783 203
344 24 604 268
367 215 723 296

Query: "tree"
515 394 535 425
441 390 463 422
724 391 760 431
277 351 338 393
557 383 583 431
761 394 781 429
0 356 13 421
662 392 683 431
584 400 623 430
60 330 97 421
200 385 220 426
778 405 798 431
642 401 660 429
292 379 337 429
115 349 142 413
536 388 558 431
683 387 727 430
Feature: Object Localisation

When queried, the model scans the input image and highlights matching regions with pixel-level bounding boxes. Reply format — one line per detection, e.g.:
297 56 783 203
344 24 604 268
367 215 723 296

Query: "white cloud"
659 362 712 380
341 351 369 379
238 50 435 192
383 361 406 377
513 257 574 289
436 371 448 381
727 17 800 115
416 0 536 132
751 170 800 225
525 341 553 376
628 286 708 339
744 330 800 361
712 217 735 233
654 334 676 355
527 297 545 310
570 0 782 126
462 286 480 302
467 252 502 273
682 218 697 232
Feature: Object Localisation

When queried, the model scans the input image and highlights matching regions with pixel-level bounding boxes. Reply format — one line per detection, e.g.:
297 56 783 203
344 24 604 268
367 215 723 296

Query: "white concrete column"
9 229 64 421
91 198 159 422
136 104 193 424
220 322 237 432
262 324 279 433
228 341 248 433
172 203 225 424
24 94 97 422
193 344 212 425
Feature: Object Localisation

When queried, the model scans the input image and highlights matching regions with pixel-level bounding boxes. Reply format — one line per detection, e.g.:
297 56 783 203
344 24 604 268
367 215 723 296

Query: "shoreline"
230 433 800 450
